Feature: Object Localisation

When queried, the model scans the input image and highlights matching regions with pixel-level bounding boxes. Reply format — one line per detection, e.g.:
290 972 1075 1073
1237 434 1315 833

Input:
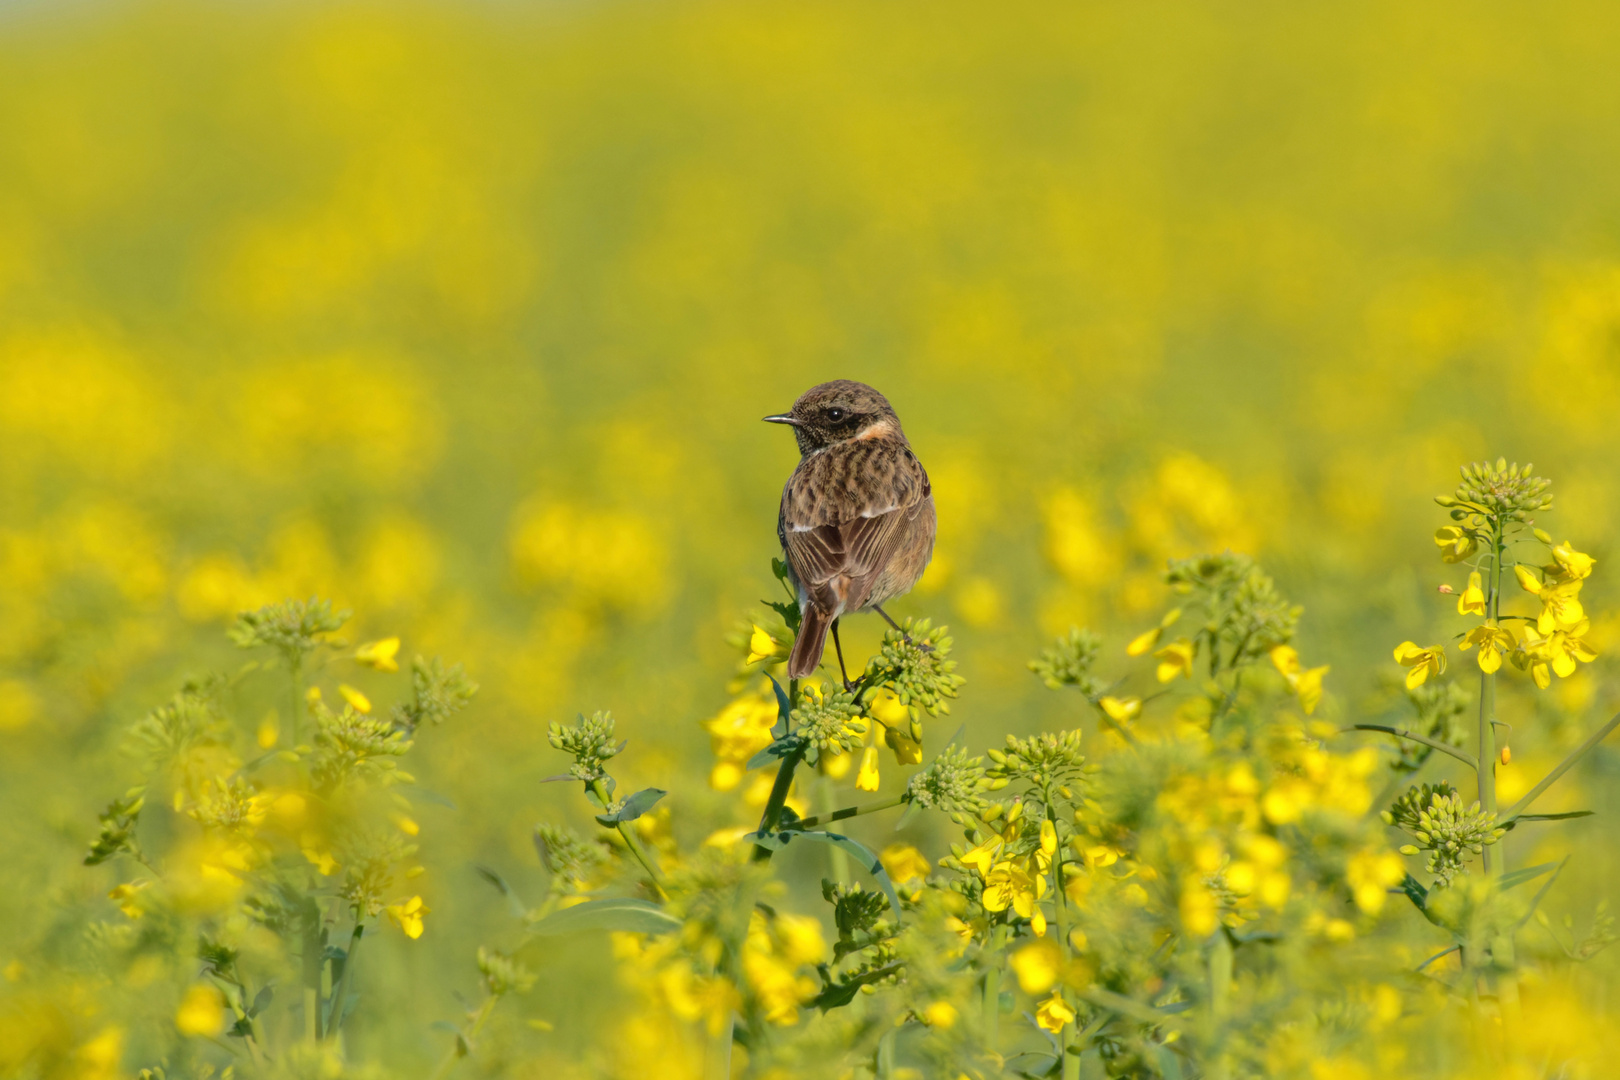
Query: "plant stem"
302 913 323 1042
616 821 669 901
427 995 497 1080
324 921 363 1041
785 794 906 833
815 774 850 883
1478 520 1503 876
1048 802 1079 1080
983 925 1005 1053
1502 709 1620 821
289 654 304 749
752 745 806 862
1348 726 1478 771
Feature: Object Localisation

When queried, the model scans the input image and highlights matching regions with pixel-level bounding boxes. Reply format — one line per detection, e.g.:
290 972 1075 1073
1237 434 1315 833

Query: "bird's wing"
780 445 929 614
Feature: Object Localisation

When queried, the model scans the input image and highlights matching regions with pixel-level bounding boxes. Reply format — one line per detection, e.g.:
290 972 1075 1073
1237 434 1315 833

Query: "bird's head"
763 380 902 453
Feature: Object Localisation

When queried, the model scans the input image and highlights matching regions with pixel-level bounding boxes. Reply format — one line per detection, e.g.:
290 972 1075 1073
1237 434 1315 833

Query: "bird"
764 380 936 686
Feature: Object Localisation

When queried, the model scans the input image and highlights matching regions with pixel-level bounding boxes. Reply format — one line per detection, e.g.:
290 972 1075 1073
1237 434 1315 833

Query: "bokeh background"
5 0 1620 1073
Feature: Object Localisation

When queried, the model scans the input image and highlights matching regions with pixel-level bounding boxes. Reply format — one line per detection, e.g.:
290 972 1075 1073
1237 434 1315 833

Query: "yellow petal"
1099 695 1141 722
355 637 401 672
1515 564 1542 594
338 684 371 714
855 746 881 791
1125 626 1162 657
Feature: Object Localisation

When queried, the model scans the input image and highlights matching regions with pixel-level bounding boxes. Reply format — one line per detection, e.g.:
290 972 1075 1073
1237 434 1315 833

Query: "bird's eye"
826 408 845 422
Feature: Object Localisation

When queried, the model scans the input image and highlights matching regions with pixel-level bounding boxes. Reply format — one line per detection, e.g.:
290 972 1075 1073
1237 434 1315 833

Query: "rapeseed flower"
1457 570 1487 615
1515 564 1586 633
386 895 429 939
1035 992 1076 1033
175 983 225 1037
1154 637 1196 682
355 636 401 672
1459 621 1516 673
1392 642 1446 688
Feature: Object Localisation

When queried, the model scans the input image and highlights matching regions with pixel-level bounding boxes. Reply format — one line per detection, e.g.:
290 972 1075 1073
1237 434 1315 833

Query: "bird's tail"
789 607 833 679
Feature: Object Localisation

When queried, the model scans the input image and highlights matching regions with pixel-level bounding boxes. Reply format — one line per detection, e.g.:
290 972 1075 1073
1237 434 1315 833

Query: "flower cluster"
905 744 991 821
548 711 624 783
1384 782 1505 886
862 619 964 716
790 683 868 763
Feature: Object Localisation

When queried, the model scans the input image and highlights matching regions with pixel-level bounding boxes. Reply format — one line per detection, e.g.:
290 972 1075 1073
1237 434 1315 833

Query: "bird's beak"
762 413 802 427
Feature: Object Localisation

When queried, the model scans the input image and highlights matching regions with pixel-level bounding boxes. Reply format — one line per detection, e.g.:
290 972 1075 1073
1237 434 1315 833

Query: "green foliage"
1029 628 1105 693
862 619 964 715
228 597 351 669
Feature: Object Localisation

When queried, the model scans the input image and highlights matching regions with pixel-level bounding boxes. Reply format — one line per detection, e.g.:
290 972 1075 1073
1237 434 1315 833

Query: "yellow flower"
923 1001 958 1029
175 983 225 1037
1099 695 1141 723
1516 622 1598 687
983 859 1046 934
746 625 782 665
1459 621 1515 673
855 746 881 791
960 837 1003 877
1392 642 1446 689
1291 665 1329 716
302 842 339 876
1270 644 1328 713
1552 541 1595 580
1039 818 1058 858
339 684 372 714
1347 850 1405 914
1154 637 1196 682
1035 991 1076 1033
880 843 933 884
866 687 911 729
1010 938 1062 994
1457 571 1486 616
355 637 401 672
883 726 923 765
108 881 147 919
256 714 279 749
1126 607 1182 656
386 895 430 939
1515 564 1586 634
1433 525 1477 563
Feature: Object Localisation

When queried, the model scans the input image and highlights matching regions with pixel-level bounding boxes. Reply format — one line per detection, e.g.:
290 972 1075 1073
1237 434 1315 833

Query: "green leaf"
1502 810 1593 831
1500 862 1559 892
767 674 793 739
475 865 530 919
1399 873 1428 912
528 897 681 936
748 736 802 772
594 787 667 826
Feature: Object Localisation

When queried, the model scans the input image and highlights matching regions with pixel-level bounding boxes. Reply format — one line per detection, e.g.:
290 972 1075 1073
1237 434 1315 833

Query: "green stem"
784 794 906 833
815 774 850 883
589 779 668 899
302 919 323 1042
427 995 498 1080
1478 521 1503 876
1047 801 1079 1080
1502 710 1620 822
615 821 668 901
751 745 806 862
1348 726 1478 771
983 926 1005 1053
289 654 304 749
324 921 363 1041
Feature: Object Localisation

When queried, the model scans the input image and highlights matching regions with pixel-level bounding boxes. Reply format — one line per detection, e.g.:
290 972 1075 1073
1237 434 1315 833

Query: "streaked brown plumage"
764 380 936 682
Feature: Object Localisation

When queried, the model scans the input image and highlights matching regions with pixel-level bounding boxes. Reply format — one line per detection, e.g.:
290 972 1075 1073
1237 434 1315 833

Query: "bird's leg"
831 619 855 692
873 604 932 651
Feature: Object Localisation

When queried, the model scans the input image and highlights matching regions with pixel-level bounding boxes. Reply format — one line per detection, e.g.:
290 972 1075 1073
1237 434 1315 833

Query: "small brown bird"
765 380 936 684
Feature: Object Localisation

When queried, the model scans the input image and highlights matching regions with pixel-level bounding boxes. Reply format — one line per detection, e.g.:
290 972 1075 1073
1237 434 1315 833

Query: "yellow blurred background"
4 0 1620 1073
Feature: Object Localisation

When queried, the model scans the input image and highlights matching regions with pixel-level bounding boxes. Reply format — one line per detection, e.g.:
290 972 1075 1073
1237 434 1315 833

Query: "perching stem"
1347 725 1478 772
783 793 906 833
